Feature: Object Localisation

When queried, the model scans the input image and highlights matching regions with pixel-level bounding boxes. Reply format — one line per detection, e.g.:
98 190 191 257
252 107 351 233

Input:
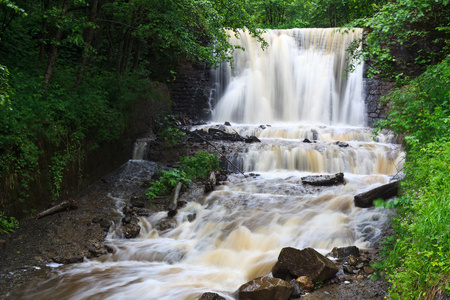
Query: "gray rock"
329 246 360 259
272 247 338 283
235 276 293 300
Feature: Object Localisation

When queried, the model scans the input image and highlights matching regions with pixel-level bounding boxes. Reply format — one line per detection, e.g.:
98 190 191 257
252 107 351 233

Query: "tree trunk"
43 0 71 90
38 0 51 64
74 0 99 89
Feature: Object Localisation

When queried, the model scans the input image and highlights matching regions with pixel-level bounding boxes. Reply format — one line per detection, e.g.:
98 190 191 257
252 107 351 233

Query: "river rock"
272 247 338 283
199 292 226 300
301 173 344 186
289 278 306 297
235 276 293 300
245 136 261 143
156 217 177 231
336 141 349 147
296 276 314 292
123 216 141 239
329 246 360 259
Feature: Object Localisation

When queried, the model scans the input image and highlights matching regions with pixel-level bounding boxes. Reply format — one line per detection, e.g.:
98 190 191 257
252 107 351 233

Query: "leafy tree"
348 0 450 80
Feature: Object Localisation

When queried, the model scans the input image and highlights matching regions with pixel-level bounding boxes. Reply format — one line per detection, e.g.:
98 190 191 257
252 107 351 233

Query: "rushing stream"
17 29 403 300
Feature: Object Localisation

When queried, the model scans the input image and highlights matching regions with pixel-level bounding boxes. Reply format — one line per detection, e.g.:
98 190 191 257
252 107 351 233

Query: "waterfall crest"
212 28 365 126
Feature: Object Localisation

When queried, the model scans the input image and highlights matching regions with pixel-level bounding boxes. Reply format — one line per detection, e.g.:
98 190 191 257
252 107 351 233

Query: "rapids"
16 28 403 300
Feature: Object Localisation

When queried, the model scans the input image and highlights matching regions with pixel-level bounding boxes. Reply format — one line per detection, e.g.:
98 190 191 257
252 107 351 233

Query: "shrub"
146 151 221 200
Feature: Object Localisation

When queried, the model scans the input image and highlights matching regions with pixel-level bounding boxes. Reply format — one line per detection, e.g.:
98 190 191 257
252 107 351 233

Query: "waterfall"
212 28 365 126
16 29 403 300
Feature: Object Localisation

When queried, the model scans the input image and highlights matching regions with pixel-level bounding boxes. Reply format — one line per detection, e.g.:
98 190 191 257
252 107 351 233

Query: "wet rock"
130 195 145 208
199 292 226 300
245 136 261 143
156 217 177 231
235 276 293 300
87 243 111 257
296 276 314 292
167 210 178 217
348 255 359 266
123 220 141 239
92 217 111 230
272 247 338 283
344 265 355 274
311 129 318 140
122 216 132 224
301 173 344 186
336 141 349 147
224 121 231 126
259 124 266 129
329 246 360 259
187 213 196 222
289 278 306 297
303 138 312 143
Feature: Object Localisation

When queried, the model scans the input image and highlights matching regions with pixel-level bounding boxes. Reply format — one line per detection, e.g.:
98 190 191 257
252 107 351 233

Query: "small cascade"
132 140 148 160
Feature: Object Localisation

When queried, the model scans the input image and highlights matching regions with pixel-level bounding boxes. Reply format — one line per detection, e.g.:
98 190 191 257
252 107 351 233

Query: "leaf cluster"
347 0 450 80
0 211 19 234
146 151 220 200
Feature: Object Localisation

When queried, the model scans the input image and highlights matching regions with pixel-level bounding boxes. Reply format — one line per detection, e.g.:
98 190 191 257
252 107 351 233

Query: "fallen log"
36 199 77 219
354 181 399 208
301 173 344 186
208 128 244 141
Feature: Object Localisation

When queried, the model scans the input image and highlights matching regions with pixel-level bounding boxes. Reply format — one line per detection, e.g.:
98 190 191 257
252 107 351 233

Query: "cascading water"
16 29 403 300
212 28 365 125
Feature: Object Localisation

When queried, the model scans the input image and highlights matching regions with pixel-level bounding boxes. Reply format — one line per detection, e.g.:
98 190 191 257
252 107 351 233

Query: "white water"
17 29 403 300
212 28 365 126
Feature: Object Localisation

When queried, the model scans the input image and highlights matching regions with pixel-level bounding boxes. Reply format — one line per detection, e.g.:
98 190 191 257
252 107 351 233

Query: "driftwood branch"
168 181 183 212
36 199 78 219
354 181 399 208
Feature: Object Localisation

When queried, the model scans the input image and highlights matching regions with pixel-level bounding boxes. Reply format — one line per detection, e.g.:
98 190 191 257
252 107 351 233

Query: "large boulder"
272 247 338 283
235 276 293 300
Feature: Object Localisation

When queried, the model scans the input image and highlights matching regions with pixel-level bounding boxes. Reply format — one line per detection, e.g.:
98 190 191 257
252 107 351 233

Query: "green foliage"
0 68 152 205
180 151 220 180
374 56 450 148
156 115 186 147
146 151 220 200
145 169 191 199
244 0 387 29
348 0 450 79
374 57 450 298
0 65 12 106
0 211 19 234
